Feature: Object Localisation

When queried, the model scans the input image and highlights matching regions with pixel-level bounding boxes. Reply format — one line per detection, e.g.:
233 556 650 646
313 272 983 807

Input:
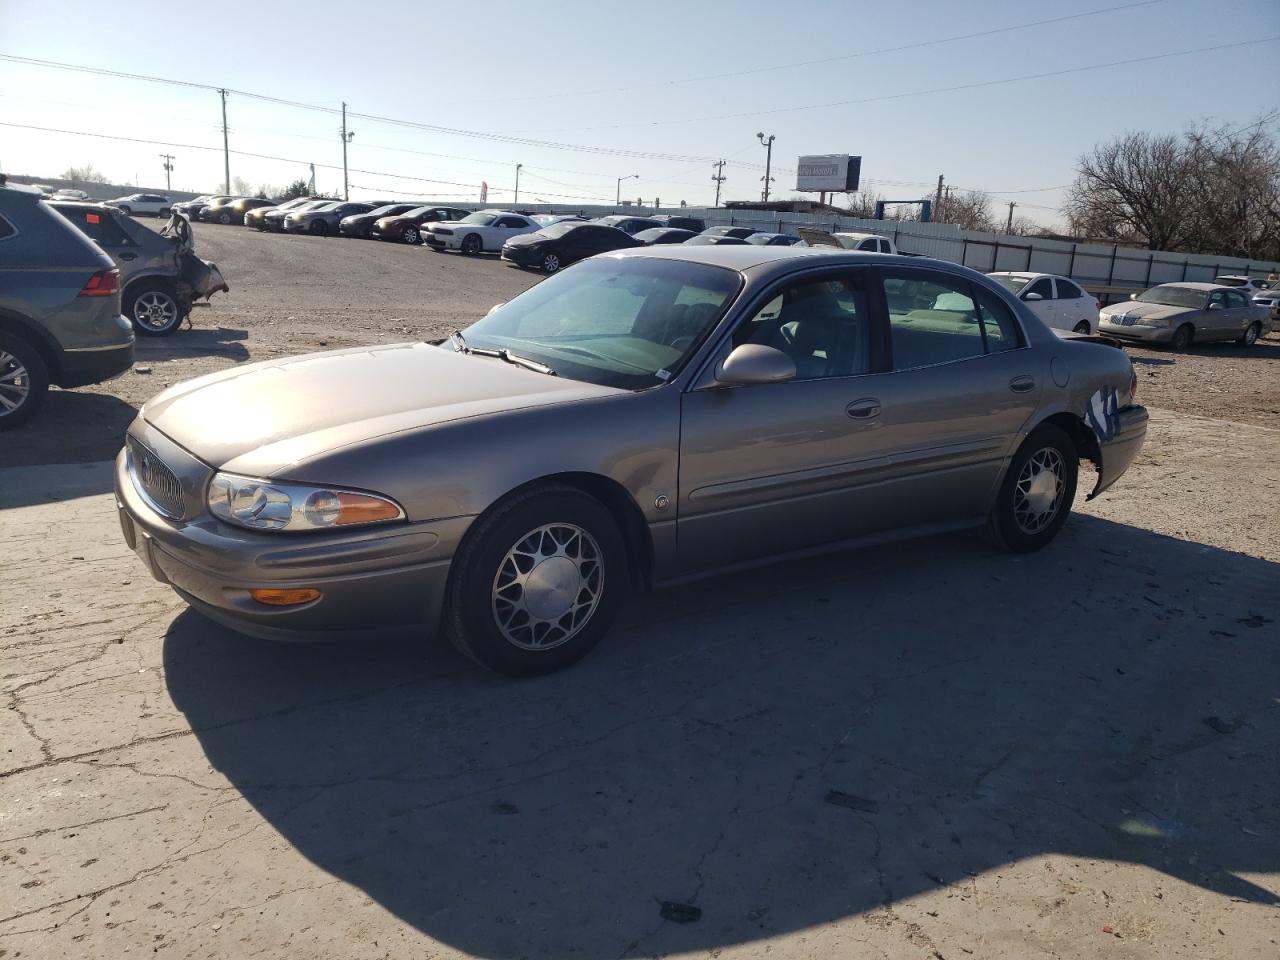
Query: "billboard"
795 155 861 193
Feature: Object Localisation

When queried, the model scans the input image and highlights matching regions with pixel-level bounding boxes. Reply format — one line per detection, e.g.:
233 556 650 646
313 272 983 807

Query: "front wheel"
1238 322 1260 347
158 207 170 218
1073 320 1091 335
541 252 562 273
402 227 420 244
309 220 328 236
987 425 1078 553
217 211 232 224
117 206 132 217
443 485 629 677
461 234 482 255
1171 323 1194 351
127 283 183 336
0 332 50 430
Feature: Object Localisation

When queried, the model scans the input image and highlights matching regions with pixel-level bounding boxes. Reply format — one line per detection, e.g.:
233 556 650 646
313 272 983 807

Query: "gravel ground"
1 222 1277 959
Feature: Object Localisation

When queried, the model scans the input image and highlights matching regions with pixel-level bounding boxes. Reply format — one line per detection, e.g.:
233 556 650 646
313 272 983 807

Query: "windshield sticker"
1086 385 1120 444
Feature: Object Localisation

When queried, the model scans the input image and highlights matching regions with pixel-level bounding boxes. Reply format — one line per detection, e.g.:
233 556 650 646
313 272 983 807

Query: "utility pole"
756 133 775 202
934 174 944 215
218 89 230 194
159 153 174 192
1005 201 1016 233
514 163 522 204
711 159 726 206
340 102 354 201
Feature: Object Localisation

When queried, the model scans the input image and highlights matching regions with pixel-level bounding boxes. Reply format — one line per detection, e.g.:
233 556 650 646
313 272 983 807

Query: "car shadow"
135 325 250 363
0 390 136 474
163 515 1279 958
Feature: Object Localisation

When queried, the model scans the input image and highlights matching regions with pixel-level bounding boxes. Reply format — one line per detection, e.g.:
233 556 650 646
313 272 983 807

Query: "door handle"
846 398 881 419
119 252 137 261
1009 376 1036 393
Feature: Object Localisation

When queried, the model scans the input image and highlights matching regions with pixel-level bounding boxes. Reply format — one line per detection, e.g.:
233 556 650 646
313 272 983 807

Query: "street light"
757 132 776 202
616 174 638 207
514 163 523 205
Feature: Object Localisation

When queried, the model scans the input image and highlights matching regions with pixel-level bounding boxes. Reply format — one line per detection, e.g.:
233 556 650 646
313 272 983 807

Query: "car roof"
1158 282 1219 291
600 243 951 276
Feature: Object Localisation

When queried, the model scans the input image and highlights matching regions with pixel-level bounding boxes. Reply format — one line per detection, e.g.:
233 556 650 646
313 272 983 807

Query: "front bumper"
501 245 539 266
339 221 371 237
1097 318 1174 343
423 234 451 249
114 445 472 641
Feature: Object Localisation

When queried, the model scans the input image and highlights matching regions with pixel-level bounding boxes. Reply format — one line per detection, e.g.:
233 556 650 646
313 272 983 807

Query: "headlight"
1137 316 1169 327
206 473 404 532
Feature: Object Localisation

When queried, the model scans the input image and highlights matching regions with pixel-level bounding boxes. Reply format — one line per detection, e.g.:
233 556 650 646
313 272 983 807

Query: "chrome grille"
127 437 185 519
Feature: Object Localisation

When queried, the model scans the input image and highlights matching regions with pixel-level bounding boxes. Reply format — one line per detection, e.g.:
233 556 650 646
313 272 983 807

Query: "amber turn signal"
250 588 322 606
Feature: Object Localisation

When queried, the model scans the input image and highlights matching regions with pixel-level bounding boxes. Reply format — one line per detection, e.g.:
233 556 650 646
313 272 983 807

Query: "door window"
1225 290 1250 309
1207 291 1227 310
971 285 1024 352
881 270 1021 369
733 274 870 380
1054 278 1082 299
1025 277 1053 299
497 217 525 228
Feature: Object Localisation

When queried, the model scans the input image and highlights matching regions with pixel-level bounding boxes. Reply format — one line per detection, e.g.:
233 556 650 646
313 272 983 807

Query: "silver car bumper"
1097 318 1173 342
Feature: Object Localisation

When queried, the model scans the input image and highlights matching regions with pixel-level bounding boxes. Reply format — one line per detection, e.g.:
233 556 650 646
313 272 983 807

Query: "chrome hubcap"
545 255 559 271
491 523 603 650
134 292 177 330
1014 448 1065 534
1246 326 1258 344
0 351 31 414
405 229 418 243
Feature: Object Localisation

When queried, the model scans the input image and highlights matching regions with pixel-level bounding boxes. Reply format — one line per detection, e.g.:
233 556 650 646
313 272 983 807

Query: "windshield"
1136 286 1207 308
989 275 1031 294
367 204 404 217
457 257 742 388
745 234 777 245
460 212 498 225
309 201 340 212
539 222 580 239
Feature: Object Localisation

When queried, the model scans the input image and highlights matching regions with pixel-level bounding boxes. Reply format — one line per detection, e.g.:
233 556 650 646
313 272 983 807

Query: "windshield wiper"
450 330 555 376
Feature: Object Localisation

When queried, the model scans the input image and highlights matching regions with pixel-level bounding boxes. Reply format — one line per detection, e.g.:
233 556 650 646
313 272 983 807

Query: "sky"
1 0 1277 228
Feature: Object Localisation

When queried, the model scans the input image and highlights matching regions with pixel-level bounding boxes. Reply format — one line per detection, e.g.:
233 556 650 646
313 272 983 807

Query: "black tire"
1171 323 1194 351
1238 322 1261 347
402 226 420 244
309 220 329 236
987 424 1078 553
443 485 630 677
217 211 232 225
126 282 184 337
0 332 50 430
541 251 562 273
461 233 482 255
118 206 132 217
1073 320 1091 335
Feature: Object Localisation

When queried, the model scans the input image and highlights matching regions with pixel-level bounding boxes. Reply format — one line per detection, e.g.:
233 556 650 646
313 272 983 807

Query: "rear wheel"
309 220 328 236
1171 323 1194 351
117 206 132 216
158 207 170 218
127 283 183 336
461 234 482 255
1073 320 1091 334
217 211 232 224
0 333 49 430
1238 322 1260 347
443 485 629 677
402 226 420 244
987 425 1078 553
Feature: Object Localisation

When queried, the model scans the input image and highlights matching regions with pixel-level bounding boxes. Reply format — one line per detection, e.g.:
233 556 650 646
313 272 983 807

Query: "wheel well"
475 473 654 591
1037 412 1100 472
0 311 63 382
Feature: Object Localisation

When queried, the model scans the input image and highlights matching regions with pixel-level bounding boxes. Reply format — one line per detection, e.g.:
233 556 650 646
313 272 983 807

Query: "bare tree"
935 189 996 231
232 176 255 196
60 164 109 185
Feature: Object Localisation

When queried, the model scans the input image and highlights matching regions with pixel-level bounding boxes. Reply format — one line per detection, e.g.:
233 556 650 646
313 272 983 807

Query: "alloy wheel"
403 227 419 244
133 291 178 332
1013 448 1065 534
543 253 561 273
0 350 31 416
491 523 603 651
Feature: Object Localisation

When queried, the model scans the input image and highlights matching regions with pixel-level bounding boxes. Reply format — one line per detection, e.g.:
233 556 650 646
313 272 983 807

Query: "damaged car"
116 247 1146 676
51 202 229 336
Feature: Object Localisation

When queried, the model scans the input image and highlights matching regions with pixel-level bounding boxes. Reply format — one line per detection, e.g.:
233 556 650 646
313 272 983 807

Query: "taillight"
79 269 119 297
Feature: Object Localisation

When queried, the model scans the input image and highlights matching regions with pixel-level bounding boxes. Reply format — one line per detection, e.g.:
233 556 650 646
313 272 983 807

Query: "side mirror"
716 344 796 386
1207 302 1222 311
1022 291 1044 302
1129 293 1138 301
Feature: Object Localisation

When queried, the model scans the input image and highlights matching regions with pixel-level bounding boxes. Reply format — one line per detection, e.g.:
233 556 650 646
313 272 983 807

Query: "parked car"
1249 287 1280 329
1214 275 1272 296
650 214 707 233
700 225 757 240
283 201 378 236
171 195 218 219
592 215 664 236
686 234 748 245
532 215 587 227
198 196 247 223
746 232 802 247
0 179 134 428
105 193 173 218
1098 282 1268 349
217 197 276 225
262 199 330 231
371 205 473 244
423 210 539 254
501 221 641 272
50 203 229 336
50 189 91 201
113 245 1146 676
246 197 319 230
988 272 1100 334
831 232 897 254
633 227 697 246
338 203 422 238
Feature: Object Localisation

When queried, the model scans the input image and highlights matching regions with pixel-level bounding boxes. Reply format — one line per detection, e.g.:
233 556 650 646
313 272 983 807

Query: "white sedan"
423 210 539 254
988 272 1100 334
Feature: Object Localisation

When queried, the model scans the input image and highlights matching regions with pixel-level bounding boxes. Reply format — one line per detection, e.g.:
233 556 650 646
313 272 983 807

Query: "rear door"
1223 289 1254 338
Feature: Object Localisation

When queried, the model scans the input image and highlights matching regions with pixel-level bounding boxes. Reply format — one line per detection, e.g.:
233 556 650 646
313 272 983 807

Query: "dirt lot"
1 223 1277 959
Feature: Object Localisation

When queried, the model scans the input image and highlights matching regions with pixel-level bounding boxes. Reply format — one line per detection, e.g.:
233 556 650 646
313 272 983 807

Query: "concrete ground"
2 224 1278 959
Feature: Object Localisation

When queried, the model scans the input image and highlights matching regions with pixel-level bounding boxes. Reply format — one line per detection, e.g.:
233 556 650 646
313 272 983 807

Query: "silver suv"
0 179 134 429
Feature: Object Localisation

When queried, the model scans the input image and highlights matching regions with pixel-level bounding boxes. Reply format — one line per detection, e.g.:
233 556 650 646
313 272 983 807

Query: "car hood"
504 233 545 247
1101 301 1190 320
341 214 375 224
141 341 621 475
374 216 407 228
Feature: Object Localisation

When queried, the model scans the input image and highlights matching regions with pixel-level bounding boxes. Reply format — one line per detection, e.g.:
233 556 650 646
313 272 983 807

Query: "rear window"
0 213 14 240
55 207 135 247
